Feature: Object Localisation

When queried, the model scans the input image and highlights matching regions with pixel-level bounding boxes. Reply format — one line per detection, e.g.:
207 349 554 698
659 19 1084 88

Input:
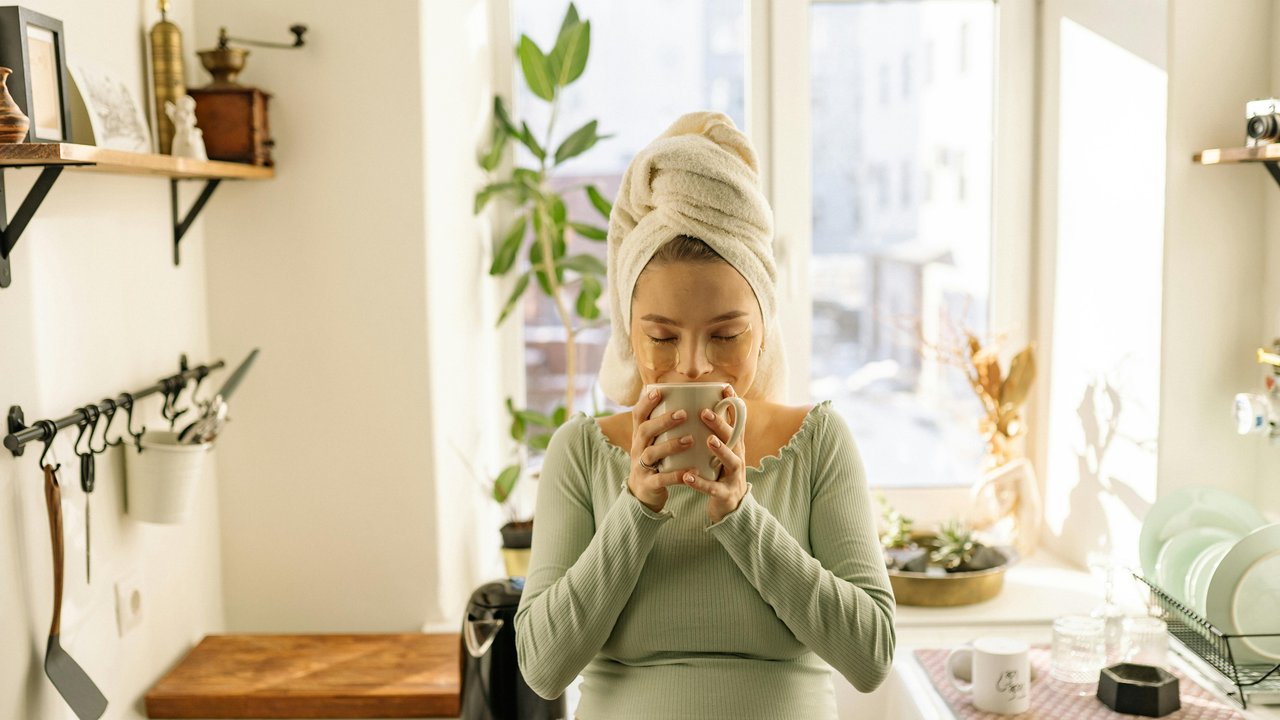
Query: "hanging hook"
72 405 98 495
37 419 59 472
100 399 123 448
118 392 146 453
87 402 110 454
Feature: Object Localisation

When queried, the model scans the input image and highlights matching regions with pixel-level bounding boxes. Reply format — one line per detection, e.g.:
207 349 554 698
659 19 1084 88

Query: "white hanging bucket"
124 431 213 524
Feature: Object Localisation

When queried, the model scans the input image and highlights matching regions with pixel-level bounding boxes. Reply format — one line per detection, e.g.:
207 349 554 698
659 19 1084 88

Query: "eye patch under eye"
636 324 754 372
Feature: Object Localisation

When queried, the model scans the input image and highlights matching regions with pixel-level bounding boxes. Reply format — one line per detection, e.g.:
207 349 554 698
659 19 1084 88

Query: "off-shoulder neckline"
580 399 833 475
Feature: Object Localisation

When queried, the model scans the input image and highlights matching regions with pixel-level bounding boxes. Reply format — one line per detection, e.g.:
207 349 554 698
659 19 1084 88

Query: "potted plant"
918 310 1042 557
474 3 615 577
878 493 1015 607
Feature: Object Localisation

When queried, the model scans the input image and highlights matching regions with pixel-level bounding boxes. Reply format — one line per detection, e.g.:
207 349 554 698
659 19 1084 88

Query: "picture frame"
68 63 152 153
0 6 70 143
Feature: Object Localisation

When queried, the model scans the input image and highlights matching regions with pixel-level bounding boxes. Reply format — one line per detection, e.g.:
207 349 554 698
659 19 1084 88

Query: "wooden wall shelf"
0 142 275 289
1195 145 1280 188
0 142 275 179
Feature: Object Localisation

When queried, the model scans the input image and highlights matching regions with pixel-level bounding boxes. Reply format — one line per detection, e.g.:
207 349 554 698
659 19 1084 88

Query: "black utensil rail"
1133 572 1280 709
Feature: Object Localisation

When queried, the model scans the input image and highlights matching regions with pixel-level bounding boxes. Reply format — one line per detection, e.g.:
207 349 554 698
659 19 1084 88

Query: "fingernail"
709 436 721 448
673 409 687 420
702 409 714 420
684 473 696 483
680 435 693 445
649 389 659 400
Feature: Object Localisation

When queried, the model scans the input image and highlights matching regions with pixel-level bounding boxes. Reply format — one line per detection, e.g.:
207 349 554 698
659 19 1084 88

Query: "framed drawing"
68 63 151 153
0 6 70 142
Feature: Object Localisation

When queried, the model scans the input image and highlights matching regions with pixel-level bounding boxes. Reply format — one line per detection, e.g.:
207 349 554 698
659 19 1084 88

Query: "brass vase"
0 67 30 143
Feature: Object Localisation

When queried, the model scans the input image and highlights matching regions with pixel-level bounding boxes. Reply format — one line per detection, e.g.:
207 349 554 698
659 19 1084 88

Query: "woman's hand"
627 387 698 514
684 384 749 524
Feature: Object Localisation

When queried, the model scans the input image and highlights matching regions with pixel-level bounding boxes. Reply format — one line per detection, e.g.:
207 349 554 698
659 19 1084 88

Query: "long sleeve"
704 406 896 692
514 416 673 700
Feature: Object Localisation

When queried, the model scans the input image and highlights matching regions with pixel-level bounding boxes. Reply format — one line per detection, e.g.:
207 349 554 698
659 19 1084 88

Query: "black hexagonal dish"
1097 663 1181 717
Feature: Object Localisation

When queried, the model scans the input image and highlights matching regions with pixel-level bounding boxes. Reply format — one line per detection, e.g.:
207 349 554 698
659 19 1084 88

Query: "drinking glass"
1051 615 1107 696
1124 616 1169 668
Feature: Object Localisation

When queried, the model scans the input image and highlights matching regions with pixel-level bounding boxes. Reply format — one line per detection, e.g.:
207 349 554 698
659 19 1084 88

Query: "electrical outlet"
115 572 143 637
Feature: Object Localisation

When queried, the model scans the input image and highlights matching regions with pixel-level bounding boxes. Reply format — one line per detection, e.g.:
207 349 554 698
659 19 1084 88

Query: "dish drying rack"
1134 573 1280 708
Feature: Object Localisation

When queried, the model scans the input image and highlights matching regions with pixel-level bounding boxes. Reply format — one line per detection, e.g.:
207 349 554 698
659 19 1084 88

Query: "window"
810 0 997 489
511 0 747 420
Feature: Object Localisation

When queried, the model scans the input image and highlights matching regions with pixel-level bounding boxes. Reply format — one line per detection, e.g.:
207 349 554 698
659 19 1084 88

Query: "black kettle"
460 578 566 720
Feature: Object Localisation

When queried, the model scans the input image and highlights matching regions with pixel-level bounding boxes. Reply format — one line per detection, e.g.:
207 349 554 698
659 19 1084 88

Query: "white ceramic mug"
947 637 1032 715
644 382 746 482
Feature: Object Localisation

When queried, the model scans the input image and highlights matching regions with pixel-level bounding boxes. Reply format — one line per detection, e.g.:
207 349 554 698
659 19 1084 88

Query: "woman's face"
629 260 764 393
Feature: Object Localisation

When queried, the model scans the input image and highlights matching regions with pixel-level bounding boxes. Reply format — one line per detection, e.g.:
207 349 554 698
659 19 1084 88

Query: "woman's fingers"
633 409 687 453
699 407 731 443
707 432 743 474
638 435 694 471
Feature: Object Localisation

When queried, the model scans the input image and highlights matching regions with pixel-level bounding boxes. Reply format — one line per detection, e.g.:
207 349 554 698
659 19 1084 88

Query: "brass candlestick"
149 0 186 153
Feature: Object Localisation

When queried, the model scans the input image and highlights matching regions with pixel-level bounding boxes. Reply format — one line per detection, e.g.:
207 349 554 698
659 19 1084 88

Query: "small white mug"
644 382 746 482
947 637 1032 715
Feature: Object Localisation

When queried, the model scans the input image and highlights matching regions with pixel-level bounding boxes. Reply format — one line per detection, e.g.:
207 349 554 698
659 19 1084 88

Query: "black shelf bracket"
171 178 222 266
0 166 66 289
1263 161 1280 189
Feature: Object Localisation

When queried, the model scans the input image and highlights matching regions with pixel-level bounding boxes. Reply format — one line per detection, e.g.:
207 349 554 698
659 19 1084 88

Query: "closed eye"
646 330 747 344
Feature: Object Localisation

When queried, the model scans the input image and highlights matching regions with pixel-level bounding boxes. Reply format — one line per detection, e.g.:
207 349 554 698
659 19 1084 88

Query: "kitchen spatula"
43 464 107 720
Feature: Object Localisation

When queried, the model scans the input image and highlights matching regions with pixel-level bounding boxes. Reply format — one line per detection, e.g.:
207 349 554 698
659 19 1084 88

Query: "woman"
514 111 894 719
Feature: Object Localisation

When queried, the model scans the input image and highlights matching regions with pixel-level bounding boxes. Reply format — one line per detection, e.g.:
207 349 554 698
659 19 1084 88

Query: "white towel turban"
598 110 788 407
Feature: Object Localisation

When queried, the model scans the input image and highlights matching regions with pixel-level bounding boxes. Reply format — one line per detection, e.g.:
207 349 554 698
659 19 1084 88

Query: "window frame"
491 0 1039 525
760 0 1038 523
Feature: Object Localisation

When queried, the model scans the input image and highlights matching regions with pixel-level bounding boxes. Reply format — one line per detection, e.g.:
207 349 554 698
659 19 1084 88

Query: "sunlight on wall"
1044 17 1166 566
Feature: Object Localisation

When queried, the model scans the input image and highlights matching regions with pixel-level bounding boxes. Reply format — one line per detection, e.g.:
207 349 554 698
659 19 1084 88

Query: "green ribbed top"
514 400 896 720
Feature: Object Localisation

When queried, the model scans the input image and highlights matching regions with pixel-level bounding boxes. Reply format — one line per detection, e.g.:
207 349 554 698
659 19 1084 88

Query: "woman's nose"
677 340 714 378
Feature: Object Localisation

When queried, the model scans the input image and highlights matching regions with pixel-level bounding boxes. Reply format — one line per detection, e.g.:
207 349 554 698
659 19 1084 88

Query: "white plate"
1204 523 1280 664
1154 527 1238 604
1185 540 1233 616
1138 486 1266 583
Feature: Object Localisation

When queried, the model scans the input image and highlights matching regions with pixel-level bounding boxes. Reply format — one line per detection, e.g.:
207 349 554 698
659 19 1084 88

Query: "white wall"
1034 0 1277 568
197 0 505 633
0 2 225 718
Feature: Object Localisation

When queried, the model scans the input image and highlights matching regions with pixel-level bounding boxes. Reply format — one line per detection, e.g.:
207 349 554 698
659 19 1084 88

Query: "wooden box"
188 86 273 167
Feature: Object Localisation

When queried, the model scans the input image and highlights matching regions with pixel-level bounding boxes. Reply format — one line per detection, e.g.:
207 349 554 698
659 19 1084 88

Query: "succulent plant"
875 491 915 549
930 519 978 570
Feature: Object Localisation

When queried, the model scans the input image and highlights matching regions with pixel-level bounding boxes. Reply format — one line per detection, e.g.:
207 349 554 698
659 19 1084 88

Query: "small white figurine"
166 95 207 160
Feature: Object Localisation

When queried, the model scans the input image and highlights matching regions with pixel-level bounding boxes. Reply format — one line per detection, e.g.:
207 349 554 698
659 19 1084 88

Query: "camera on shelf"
1245 98 1280 147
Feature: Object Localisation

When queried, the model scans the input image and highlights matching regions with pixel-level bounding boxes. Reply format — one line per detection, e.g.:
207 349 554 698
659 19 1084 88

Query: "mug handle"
709 397 747 471
946 645 974 694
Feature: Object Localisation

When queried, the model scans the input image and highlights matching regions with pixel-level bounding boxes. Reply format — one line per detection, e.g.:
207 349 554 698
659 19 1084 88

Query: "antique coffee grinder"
190 23 306 166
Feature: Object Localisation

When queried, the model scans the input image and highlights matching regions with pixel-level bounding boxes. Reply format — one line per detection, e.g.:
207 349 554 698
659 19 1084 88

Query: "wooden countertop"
144 633 461 719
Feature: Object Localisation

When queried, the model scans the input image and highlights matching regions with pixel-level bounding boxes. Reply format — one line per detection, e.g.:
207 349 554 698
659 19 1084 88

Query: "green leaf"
559 253 606 275
518 36 556 101
550 22 590 88
518 121 546 162
505 398 525 441
493 464 521 503
496 271 531 326
586 184 612 219
549 195 567 226
513 167 543 198
529 433 552 451
514 409 556 428
576 274 602 319
494 96 518 135
474 181 521 214
489 215 527 276
569 221 607 241
556 3 581 41
479 122 509 172
552 405 568 426
554 120 600 165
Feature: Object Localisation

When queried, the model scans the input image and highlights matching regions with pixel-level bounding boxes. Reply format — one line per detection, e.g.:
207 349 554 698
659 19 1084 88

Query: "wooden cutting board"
144 633 461 718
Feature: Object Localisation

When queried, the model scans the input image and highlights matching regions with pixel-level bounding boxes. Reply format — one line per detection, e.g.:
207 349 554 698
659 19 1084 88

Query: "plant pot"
885 531 1014 607
123 430 213 524
500 519 533 578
